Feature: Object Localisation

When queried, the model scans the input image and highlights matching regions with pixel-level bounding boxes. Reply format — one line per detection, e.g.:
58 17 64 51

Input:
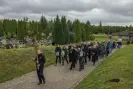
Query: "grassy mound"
76 45 133 89
0 46 55 83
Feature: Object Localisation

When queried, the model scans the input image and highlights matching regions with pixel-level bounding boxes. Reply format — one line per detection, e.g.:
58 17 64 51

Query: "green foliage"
40 15 48 38
17 20 25 40
0 46 55 83
69 32 76 43
1 15 132 44
94 34 108 41
53 15 62 44
73 19 82 43
88 33 95 41
86 20 91 26
0 21 3 36
61 16 69 44
76 45 133 89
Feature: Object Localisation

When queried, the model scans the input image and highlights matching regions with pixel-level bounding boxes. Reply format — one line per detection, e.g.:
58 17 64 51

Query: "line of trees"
0 15 133 44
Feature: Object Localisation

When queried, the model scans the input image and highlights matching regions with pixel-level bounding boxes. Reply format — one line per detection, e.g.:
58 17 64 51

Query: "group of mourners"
55 40 122 71
34 40 122 85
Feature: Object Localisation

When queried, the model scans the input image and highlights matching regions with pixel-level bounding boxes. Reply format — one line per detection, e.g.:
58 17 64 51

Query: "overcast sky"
0 0 133 26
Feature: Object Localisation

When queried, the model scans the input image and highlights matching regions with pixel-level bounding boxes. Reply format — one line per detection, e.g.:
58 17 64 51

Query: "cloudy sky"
0 0 133 26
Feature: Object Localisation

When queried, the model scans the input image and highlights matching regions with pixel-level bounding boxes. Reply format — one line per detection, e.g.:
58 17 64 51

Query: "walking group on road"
34 40 122 85
55 40 122 71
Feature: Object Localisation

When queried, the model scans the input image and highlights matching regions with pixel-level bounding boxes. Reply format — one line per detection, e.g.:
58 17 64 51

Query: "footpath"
0 49 119 89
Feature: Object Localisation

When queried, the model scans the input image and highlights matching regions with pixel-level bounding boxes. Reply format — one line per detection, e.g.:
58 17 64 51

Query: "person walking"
91 45 98 66
70 47 77 70
55 45 61 65
79 48 85 71
35 50 46 85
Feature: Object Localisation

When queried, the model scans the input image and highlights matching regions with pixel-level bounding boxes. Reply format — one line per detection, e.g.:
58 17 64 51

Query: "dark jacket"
83 44 88 56
35 54 46 67
71 49 77 62
55 47 61 56
91 48 98 62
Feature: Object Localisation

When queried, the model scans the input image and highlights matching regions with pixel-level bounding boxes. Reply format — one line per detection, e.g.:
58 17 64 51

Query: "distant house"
112 31 133 41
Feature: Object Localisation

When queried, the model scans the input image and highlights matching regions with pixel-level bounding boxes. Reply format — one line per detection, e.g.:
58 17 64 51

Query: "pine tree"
67 20 74 43
53 15 62 44
61 16 69 44
3 19 8 35
47 20 54 41
86 20 91 26
0 21 3 36
85 23 90 41
99 21 103 33
23 17 29 37
40 15 48 38
17 20 25 40
73 19 82 43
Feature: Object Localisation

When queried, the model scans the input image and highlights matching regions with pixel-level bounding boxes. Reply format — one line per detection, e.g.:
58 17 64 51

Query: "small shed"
112 31 133 41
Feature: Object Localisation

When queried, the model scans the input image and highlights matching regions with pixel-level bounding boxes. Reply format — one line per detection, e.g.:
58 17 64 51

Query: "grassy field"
94 34 109 41
0 46 55 83
75 45 133 89
94 34 119 41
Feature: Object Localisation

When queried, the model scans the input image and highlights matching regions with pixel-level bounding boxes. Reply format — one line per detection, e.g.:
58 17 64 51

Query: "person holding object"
35 50 46 85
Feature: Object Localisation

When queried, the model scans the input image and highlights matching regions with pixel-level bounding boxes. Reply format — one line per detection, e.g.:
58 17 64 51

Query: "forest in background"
0 15 133 44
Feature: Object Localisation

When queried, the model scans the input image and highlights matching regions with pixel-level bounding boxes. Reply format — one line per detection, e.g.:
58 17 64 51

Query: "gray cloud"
98 0 133 16
0 0 98 14
0 0 7 6
0 0 133 26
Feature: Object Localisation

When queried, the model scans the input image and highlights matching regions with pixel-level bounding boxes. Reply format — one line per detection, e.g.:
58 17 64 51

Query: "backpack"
56 51 59 56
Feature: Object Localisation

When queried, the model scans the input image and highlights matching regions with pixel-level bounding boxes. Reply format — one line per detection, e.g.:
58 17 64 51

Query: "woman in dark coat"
91 45 98 66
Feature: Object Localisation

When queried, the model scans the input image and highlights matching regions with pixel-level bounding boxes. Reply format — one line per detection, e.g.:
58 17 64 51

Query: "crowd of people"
34 40 122 85
55 40 122 71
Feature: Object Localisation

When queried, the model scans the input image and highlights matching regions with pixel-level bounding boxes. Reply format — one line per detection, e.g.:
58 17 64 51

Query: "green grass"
94 34 109 41
0 46 55 83
94 34 119 42
75 45 133 89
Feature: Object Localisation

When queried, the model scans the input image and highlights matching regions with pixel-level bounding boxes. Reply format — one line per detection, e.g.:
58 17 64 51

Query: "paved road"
0 49 119 89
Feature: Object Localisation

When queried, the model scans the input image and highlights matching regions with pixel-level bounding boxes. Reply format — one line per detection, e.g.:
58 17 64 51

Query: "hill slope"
0 46 55 83
76 45 133 89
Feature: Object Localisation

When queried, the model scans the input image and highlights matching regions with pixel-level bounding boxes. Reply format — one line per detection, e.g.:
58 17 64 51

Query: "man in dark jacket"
35 50 46 85
64 46 69 64
83 44 88 64
55 45 61 64
70 47 77 70
68 45 72 63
